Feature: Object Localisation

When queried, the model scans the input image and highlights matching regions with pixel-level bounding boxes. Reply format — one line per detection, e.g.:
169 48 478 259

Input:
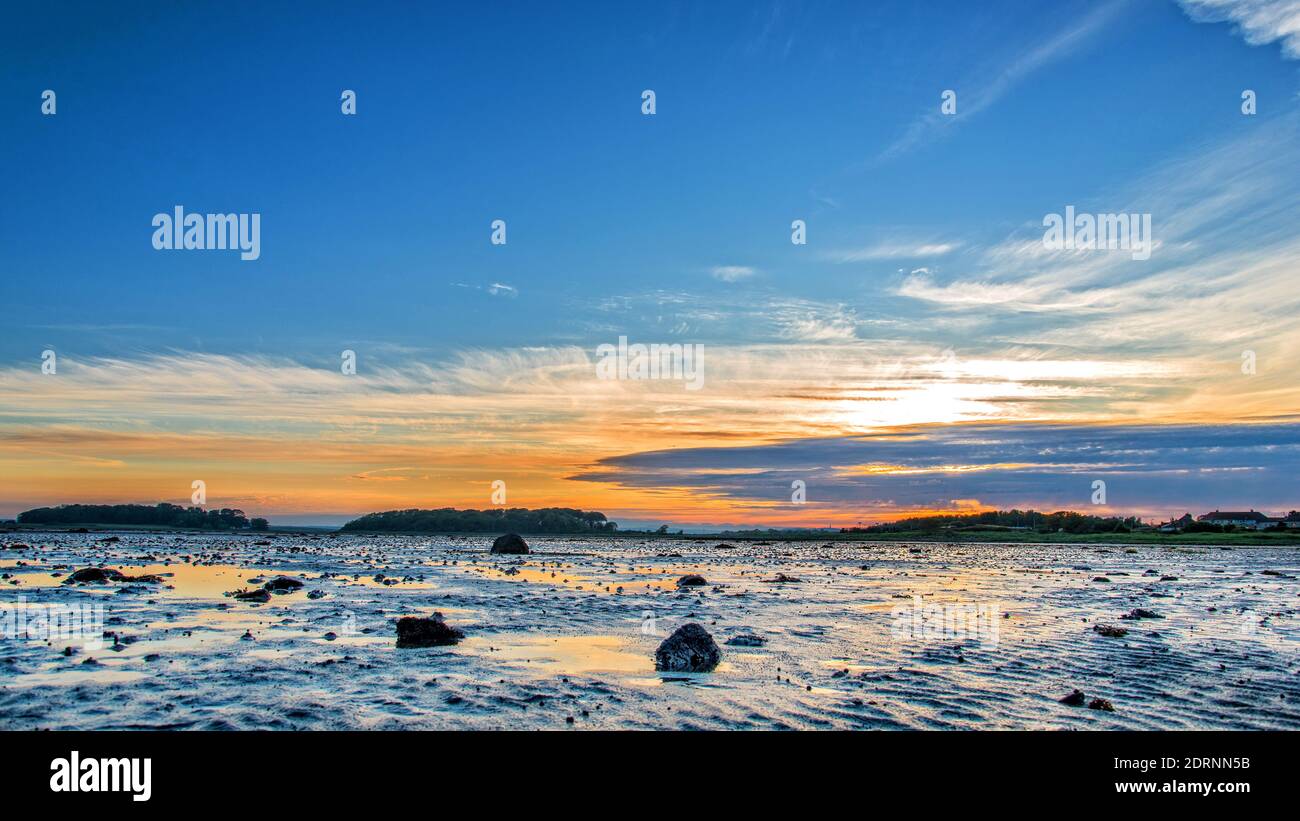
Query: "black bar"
1 730 1283 807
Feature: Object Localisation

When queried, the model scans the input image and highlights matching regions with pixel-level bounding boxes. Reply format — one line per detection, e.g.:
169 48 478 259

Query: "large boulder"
676 574 707 587
654 623 721 672
490 533 529 554
396 614 465 648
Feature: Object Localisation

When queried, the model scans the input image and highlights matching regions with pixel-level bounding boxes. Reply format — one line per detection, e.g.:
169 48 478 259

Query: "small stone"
764 573 802 583
1120 608 1163 620
1060 689 1087 706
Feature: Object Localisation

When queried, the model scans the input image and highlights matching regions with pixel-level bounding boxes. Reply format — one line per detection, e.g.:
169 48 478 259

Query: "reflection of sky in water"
4 562 273 597
462 561 683 594
459 635 651 675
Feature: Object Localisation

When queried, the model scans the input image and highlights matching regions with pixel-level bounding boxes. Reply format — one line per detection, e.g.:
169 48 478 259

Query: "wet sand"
1 532 1297 729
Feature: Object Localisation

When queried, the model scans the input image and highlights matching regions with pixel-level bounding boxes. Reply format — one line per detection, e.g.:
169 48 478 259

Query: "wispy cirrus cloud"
874 0 1128 162
892 111 1300 358
0 340 1286 521
710 265 757 282
773 303 859 342
825 241 960 262
453 281 519 297
1178 0 1300 58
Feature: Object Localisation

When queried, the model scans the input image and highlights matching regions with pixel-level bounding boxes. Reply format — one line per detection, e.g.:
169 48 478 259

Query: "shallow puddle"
460 634 653 675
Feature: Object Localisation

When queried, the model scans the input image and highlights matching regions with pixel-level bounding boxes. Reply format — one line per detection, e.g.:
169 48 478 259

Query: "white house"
1197 510 1275 530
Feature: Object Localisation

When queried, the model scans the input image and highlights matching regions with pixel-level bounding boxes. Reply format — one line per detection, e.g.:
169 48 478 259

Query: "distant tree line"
847 509 1144 534
18 503 266 531
340 507 617 534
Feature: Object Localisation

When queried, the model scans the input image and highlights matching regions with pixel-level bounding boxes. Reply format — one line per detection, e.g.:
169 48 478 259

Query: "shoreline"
5 522 1300 546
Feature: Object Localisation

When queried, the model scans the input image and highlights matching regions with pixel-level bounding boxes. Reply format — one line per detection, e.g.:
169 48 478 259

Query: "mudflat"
1 531 1296 730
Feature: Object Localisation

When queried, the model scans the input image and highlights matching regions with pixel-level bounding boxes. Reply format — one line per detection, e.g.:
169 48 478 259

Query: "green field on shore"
695 528 1300 546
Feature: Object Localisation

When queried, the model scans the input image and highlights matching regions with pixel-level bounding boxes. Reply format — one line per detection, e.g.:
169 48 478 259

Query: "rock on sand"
396 614 466 648
490 533 529 555
654 623 721 672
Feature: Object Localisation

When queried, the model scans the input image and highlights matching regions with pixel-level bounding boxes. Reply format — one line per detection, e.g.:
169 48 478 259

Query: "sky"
1 0 1299 529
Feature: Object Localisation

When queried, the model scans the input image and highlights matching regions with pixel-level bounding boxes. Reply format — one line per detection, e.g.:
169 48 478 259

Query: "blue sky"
1 1 1298 526
3 0 1294 360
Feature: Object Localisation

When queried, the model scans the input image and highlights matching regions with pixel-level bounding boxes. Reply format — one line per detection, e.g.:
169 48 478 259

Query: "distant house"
1197 510 1274 530
1283 511 1300 529
1158 513 1194 532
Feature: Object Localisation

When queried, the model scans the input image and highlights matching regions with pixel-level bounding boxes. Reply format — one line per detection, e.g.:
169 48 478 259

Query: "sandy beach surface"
2 531 1297 730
